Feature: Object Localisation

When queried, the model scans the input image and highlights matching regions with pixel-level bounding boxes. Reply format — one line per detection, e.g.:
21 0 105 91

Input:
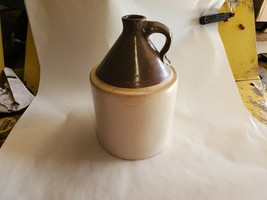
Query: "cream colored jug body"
90 66 177 160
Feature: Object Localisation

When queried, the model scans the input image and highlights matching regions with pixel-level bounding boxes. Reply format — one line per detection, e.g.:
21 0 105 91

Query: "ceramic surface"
96 14 172 88
90 66 178 160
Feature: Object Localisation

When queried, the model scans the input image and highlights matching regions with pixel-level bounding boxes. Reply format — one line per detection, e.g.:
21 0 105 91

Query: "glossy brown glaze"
96 15 172 88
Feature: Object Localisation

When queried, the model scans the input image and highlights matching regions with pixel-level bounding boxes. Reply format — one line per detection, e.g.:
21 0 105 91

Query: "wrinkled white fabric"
0 0 267 199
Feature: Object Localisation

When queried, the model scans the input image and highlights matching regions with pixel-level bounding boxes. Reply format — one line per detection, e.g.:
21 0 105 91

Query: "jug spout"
121 15 146 34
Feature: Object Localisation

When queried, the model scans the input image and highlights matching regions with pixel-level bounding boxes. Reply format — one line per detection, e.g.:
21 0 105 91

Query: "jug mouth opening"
122 15 146 21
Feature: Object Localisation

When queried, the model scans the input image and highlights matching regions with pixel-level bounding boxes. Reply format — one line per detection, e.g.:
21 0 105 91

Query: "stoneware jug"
90 14 178 160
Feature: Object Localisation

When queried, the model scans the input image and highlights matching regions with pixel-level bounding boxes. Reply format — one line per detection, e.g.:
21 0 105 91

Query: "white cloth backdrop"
0 0 267 199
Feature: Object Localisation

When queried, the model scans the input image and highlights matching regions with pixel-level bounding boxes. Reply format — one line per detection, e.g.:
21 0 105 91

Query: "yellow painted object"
219 0 267 124
24 25 40 95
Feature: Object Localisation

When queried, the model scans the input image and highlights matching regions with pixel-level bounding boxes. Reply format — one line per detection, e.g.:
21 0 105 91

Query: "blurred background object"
0 0 28 78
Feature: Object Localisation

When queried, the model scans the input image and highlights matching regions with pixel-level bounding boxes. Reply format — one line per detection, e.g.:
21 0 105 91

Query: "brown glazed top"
96 15 172 88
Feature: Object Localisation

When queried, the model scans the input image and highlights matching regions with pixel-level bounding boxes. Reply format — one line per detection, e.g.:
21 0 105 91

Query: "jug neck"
122 15 146 34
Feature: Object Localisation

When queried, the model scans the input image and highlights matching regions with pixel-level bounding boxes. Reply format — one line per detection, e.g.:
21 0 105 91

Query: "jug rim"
122 14 146 21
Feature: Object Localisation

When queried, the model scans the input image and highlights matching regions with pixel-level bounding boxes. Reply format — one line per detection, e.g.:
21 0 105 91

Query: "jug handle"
143 21 172 62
